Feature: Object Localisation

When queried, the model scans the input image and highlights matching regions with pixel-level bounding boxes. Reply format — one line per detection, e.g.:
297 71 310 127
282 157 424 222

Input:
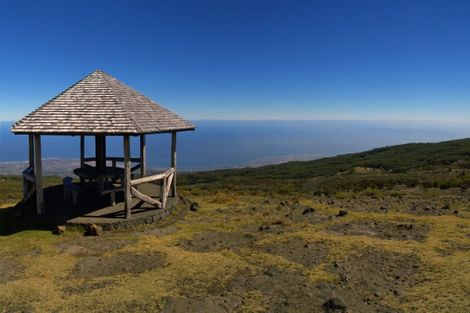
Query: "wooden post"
123 135 132 218
28 134 34 167
33 134 44 215
170 131 177 197
24 134 34 199
95 136 101 170
140 134 146 178
80 135 85 167
102 135 107 167
161 178 167 209
95 135 107 171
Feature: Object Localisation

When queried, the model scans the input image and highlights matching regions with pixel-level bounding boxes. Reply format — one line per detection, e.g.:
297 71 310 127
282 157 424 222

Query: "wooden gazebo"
11 70 195 218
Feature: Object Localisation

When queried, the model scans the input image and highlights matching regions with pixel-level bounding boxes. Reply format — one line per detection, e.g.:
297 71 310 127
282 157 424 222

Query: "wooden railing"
129 168 175 209
83 156 142 173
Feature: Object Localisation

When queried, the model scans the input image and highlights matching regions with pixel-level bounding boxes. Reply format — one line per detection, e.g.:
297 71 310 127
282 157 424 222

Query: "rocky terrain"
0 138 469 312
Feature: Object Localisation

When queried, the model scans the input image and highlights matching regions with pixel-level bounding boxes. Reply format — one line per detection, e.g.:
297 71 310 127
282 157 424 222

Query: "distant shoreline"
0 154 324 176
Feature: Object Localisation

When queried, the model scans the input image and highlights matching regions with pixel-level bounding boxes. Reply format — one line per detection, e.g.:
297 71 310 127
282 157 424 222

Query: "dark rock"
336 210 348 217
259 225 271 232
190 202 199 211
178 195 192 207
53 225 66 235
397 223 413 230
453 210 459 215
441 204 451 210
302 207 315 215
322 297 347 312
85 224 102 236
339 273 349 283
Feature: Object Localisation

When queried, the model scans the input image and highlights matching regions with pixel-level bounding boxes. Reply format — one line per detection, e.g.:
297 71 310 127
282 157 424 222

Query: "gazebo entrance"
12 70 195 222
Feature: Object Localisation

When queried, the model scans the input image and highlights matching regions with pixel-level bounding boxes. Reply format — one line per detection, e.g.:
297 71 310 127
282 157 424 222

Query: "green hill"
180 138 470 193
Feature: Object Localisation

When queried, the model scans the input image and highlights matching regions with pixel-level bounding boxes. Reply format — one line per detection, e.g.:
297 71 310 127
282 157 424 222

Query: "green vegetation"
0 176 61 207
180 138 470 195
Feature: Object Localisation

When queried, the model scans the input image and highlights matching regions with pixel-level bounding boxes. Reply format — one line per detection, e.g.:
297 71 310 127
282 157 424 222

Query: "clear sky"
1 0 470 121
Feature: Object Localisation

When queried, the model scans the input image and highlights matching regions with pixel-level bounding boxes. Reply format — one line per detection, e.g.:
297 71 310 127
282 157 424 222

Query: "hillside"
0 138 469 313
181 138 470 183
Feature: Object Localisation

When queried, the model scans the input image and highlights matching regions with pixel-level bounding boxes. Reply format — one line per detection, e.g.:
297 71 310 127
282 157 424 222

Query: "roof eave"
10 126 196 136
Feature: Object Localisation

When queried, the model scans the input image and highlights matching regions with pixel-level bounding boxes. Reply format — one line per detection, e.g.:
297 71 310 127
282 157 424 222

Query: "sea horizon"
2 119 470 175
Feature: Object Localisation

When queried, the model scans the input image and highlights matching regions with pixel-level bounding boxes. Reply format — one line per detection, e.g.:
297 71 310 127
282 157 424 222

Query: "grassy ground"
0 184 468 312
0 139 469 312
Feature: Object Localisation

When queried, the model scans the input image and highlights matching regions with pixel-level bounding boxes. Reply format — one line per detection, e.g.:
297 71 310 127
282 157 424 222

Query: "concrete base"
21 182 179 231
67 197 177 231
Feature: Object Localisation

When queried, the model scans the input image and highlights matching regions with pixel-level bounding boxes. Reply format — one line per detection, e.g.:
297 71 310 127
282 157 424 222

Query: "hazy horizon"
2 120 469 174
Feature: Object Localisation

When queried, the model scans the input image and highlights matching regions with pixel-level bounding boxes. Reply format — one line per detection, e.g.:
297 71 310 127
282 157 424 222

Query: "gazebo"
11 70 195 220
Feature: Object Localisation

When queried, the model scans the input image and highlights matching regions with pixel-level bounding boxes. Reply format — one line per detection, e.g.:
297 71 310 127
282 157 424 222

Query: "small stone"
190 202 199 211
178 195 192 207
397 223 413 230
336 210 348 217
302 207 315 215
322 297 347 312
85 224 102 236
53 225 66 235
339 273 349 282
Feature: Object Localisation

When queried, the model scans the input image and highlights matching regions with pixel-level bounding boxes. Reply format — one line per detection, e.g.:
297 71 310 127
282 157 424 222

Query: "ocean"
1 120 469 174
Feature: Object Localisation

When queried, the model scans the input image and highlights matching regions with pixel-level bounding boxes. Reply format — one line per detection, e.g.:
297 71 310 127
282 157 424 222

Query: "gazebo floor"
23 183 177 231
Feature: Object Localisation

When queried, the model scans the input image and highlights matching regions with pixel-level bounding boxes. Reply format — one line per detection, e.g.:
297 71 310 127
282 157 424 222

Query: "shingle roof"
11 70 195 135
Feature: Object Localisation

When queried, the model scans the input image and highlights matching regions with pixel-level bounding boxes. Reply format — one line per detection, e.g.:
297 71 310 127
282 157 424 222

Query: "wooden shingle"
11 70 195 135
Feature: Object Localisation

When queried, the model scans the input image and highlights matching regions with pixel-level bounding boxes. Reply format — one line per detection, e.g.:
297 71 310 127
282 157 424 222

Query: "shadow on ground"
0 183 169 235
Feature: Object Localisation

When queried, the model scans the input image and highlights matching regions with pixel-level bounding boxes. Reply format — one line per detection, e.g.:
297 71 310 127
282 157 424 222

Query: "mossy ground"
0 180 468 312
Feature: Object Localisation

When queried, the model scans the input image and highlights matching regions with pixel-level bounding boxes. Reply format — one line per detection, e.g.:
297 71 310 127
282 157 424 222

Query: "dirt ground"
327 220 430 241
0 190 469 313
0 255 24 284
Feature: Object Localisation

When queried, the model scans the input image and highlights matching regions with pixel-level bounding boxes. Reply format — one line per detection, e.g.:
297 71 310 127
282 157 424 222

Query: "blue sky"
1 0 470 121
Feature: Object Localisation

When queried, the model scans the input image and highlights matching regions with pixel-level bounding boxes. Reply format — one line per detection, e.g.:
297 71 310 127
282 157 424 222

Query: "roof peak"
91 69 107 75
11 70 195 135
